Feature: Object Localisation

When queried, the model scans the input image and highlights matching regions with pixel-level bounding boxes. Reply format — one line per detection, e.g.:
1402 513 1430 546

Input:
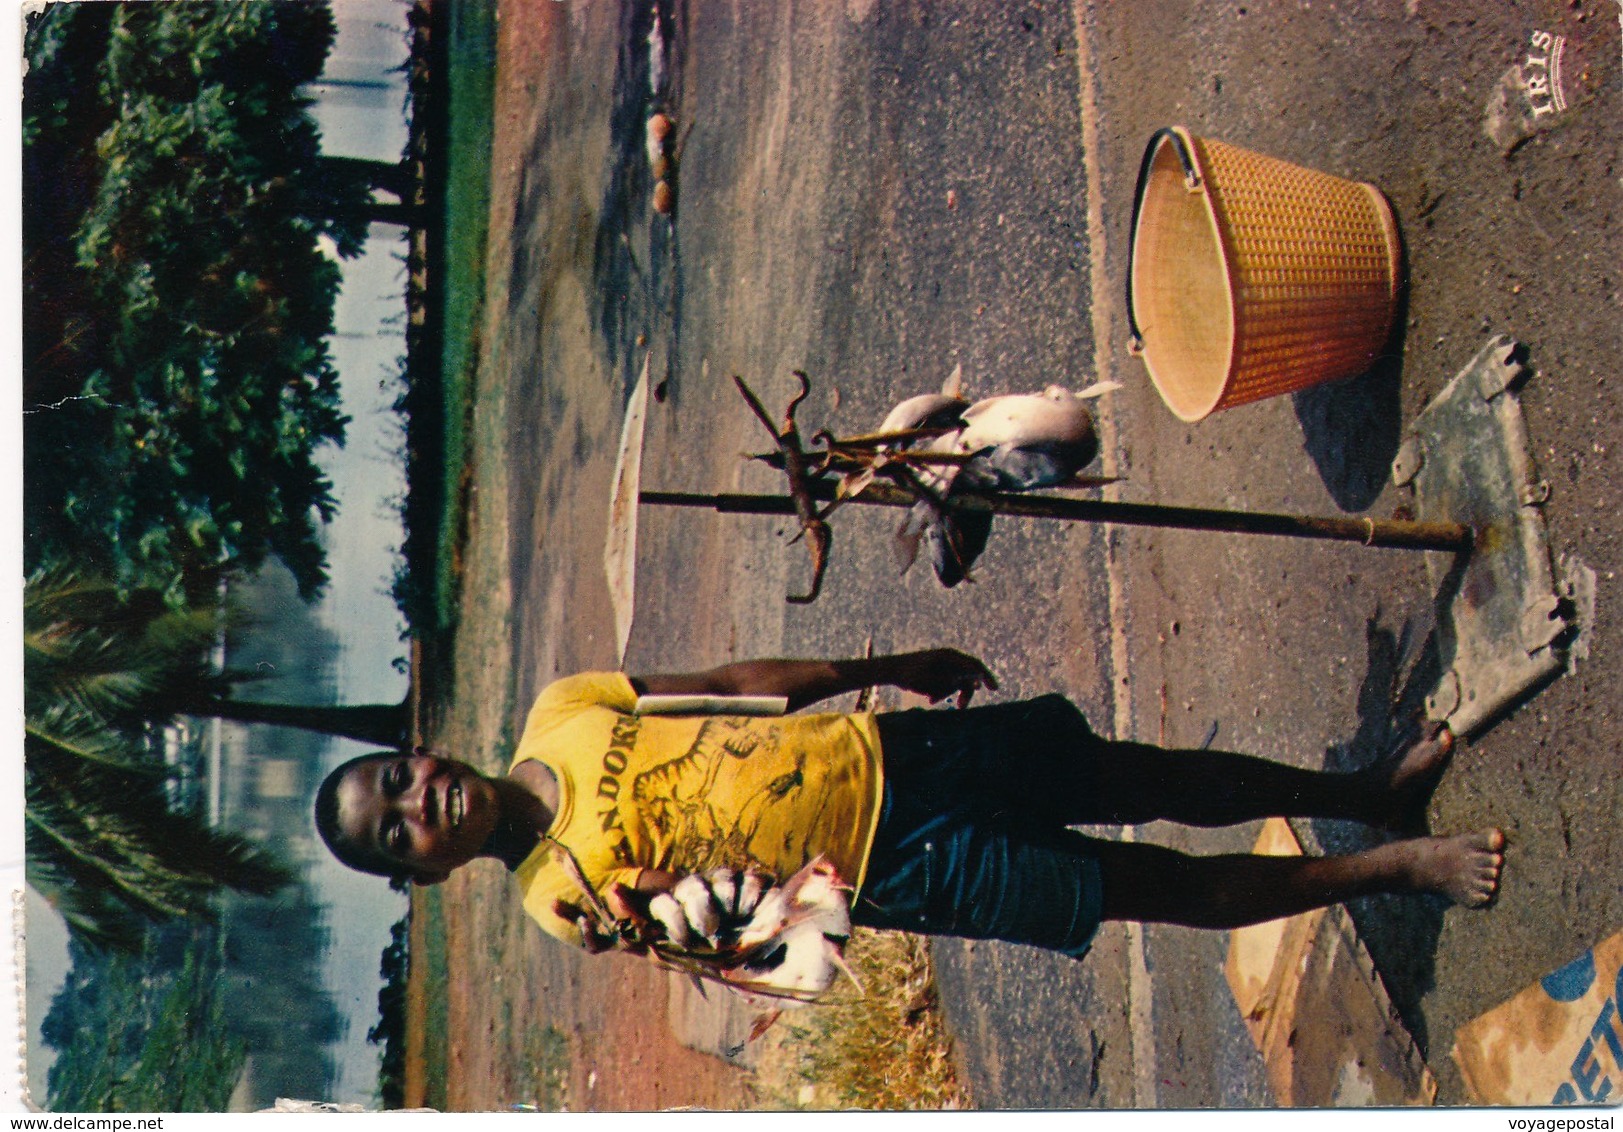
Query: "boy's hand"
889 648 998 708
554 897 642 955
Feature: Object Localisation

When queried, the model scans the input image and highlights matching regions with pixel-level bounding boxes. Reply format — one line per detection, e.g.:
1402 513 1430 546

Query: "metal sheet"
1397 336 1572 740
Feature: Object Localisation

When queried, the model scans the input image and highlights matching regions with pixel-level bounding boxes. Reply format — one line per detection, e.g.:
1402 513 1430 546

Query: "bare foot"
1397 828 1506 907
1372 723 1455 831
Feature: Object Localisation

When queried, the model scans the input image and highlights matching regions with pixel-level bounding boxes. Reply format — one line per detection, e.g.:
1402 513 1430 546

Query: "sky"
12 0 418 1110
299 0 417 1096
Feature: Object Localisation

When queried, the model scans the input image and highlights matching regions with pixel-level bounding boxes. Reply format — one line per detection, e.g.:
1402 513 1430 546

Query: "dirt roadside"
404 2 746 1111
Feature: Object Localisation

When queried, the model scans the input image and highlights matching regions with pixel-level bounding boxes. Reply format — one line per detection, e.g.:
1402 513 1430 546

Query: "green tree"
23 1 376 605
369 914 411 1109
43 926 248 1112
317 154 420 227
25 568 292 952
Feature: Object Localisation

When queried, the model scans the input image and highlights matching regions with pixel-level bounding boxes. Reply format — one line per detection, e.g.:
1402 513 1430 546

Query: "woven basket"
1127 127 1403 422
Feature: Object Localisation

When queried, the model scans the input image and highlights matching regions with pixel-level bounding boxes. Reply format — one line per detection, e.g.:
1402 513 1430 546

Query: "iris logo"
1523 30 1569 119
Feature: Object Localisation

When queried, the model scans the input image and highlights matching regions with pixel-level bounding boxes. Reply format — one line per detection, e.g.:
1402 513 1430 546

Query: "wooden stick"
640 482 1474 553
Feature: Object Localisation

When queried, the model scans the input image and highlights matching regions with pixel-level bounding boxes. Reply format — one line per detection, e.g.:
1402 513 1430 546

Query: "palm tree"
25 568 291 951
160 690 410 749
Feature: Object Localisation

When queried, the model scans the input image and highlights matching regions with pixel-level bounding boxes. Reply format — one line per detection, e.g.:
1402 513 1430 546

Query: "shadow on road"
591 0 688 405
1291 288 1411 513
1302 587 1461 1057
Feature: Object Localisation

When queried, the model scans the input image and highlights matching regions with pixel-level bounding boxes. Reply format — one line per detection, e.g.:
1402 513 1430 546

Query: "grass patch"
396 0 496 656
398 5 496 1093
520 1021 571 1111
488 708 517 774
495 996 570 1112
429 0 496 635
747 929 971 1111
411 886 451 1113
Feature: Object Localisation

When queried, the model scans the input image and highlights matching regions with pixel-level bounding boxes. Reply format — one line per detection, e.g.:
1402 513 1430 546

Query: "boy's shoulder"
519 672 639 760
511 673 637 776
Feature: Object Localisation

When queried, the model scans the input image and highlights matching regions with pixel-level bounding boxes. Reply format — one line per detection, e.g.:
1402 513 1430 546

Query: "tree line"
23 2 415 958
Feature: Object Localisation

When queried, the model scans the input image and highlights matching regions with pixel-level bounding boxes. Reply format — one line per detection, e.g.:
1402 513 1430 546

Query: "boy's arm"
630 648 997 712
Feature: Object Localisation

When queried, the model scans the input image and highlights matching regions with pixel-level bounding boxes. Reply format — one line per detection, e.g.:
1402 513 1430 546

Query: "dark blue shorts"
853 695 1111 959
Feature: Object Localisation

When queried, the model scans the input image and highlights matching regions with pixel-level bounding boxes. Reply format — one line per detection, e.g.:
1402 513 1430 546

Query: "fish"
721 856 861 1006
648 857 861 1014
887 379 1119 585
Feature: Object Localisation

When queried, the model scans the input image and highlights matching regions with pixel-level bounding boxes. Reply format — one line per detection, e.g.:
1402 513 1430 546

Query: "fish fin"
893 505 931 574
940 362 965 399
929 507 992 587
839 467 877 499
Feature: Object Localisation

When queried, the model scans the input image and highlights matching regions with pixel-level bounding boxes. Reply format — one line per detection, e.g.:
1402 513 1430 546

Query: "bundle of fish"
642 856 861 1011
872 368 1119 586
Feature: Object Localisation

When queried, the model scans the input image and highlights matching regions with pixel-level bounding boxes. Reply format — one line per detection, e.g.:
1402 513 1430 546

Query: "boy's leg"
1092 826 1505 929
1084 724 1455 831
880 696 1454 831
859 714 1113 957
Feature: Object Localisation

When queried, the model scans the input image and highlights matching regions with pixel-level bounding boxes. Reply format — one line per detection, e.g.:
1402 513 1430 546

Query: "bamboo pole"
640 481 1474 553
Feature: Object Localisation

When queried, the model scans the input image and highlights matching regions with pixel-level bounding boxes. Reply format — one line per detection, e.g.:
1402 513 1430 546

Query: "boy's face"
333 753 502 884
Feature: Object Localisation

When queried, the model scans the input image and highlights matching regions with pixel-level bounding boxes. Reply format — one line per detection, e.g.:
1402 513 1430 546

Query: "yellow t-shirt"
510 672 885 949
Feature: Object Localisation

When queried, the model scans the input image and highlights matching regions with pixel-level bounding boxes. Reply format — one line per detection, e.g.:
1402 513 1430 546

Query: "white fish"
952 385 1107 491
738 887 789 944
647 891 692 948
875 391 971 437
887 380 1120 585
647 860 859 1046
723 857 859 1006
671 872 723 946
732 918 851 1001
732 869 769 919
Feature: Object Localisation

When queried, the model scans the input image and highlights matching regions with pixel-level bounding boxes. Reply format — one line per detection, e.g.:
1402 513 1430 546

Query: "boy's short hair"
315 751 406 880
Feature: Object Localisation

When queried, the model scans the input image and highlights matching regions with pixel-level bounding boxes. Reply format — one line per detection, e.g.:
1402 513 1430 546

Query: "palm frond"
25 714 166 777
23 564 291 950
26 761 291 951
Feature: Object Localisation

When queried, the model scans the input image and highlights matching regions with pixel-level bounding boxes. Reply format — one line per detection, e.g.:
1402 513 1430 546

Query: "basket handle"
1126 127 1202 354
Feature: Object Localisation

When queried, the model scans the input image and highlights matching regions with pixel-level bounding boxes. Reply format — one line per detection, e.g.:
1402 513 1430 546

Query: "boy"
316 648 1503 961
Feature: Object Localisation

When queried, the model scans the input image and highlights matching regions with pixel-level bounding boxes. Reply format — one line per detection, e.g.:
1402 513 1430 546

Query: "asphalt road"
491 0 1621 1109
